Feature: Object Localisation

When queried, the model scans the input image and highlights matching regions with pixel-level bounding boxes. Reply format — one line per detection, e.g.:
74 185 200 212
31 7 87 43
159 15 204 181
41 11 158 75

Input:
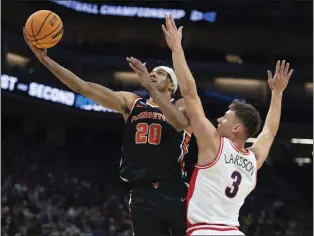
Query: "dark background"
1 1 313 236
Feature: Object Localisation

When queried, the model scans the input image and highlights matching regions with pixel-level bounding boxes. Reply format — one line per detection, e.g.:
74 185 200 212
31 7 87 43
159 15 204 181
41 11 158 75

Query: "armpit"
121 102 130 116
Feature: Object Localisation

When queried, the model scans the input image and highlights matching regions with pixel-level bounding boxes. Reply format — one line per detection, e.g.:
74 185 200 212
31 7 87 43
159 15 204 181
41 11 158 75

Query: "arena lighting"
1 74 116 113
190 10 217 23
225 54 243 64
304 82 313 95
214 78 266 93
294 157 312 166
7 53 30 67
290 138 313 145
248 138 314 145
114 72 140 85
215 78 265 88
51 0 186 19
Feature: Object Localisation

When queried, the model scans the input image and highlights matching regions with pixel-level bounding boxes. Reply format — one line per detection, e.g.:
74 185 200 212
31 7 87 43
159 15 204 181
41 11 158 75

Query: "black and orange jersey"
120 97 191 183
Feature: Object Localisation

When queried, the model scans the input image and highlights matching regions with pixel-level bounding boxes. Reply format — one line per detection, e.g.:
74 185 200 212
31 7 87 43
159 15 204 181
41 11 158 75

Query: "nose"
217 117 221 123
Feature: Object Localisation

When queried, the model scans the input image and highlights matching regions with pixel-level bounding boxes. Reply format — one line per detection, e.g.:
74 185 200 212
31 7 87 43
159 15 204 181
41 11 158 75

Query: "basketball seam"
36 40 61 45
31 15 44 49
33 11 53 37
27 21 62 42
25 29 34 38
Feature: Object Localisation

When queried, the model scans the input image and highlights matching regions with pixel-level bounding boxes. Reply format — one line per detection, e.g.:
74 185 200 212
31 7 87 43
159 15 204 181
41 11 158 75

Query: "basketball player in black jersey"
24 29 191 235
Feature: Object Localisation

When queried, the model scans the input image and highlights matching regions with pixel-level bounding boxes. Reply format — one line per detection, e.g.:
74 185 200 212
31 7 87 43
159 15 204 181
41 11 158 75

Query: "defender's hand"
267 60 293 94
162 15 183 51
126 57 151 88
23 28 48 63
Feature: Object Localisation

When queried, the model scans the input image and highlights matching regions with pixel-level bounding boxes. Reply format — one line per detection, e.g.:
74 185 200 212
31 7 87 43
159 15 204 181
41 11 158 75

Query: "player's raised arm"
162 15 220 154
23 29 137 120
250 60 293 169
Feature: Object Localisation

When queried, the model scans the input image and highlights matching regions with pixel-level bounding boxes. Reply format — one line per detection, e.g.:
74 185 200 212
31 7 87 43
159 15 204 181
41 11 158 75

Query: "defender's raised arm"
250 60 293 169
162 15 220 159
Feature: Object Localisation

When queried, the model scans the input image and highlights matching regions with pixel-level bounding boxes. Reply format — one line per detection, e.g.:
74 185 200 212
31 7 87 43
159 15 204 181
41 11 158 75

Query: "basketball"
24 10 63 49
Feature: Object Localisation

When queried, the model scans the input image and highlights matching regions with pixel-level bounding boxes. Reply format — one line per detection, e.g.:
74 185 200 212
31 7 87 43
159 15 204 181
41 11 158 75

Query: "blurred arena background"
1 0 313 235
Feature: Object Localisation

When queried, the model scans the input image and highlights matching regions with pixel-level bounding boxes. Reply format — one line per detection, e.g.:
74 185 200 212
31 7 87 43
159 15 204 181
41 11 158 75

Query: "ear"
232 123 242 133
168 82 175 92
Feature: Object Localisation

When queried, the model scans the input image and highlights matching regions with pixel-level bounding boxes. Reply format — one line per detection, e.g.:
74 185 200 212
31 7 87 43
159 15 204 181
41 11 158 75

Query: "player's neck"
229 138 246 152
148 91 172 103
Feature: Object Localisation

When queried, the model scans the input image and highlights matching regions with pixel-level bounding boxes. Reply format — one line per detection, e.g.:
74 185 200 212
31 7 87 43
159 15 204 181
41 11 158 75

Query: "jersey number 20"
225 171 242 198
136 123 162 145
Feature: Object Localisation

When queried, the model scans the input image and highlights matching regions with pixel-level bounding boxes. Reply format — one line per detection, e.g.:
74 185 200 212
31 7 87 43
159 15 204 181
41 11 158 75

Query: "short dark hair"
228 99 262 138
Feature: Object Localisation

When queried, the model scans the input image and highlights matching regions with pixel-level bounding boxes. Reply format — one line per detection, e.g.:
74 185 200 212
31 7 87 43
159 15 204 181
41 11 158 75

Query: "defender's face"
216 110 240 137
150 69 171 92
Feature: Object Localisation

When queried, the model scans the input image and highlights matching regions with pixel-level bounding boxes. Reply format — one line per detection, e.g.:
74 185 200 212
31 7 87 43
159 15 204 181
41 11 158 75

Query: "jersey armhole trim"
129 97 141 113
124 97 141 122
229 139 250 155
195 137 224 169
184 129 192 137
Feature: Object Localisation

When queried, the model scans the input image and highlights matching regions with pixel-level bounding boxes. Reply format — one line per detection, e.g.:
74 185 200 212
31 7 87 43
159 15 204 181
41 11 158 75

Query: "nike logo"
181 197 187 202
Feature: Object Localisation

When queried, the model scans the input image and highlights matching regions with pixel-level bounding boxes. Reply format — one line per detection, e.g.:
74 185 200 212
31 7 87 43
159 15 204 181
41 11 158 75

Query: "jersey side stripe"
176 130 192 178
177 130 192 162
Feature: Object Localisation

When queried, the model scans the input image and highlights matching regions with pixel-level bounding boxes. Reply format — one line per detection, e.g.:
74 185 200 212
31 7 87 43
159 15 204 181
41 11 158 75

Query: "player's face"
216 110 243 137
150 69 173 93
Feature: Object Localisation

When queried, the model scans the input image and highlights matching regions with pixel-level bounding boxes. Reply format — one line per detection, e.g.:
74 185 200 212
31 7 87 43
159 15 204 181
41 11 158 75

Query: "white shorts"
188 226 245 236
190 229 245 235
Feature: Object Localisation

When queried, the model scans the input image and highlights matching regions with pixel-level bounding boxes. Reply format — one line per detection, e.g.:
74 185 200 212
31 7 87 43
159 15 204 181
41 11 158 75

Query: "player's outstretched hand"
267 60 293 94
23 27 47 63
126 57 151 88
162 14 183 51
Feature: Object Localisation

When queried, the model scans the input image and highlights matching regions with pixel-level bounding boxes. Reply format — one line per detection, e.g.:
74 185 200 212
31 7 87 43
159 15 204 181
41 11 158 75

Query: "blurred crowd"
2 116 312 236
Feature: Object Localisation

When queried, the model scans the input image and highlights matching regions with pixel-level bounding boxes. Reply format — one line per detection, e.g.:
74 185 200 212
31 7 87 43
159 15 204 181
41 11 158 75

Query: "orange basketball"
25 10 63 49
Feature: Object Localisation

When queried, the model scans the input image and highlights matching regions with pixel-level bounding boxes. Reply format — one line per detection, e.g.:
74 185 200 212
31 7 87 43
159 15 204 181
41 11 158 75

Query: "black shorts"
129 179 188 236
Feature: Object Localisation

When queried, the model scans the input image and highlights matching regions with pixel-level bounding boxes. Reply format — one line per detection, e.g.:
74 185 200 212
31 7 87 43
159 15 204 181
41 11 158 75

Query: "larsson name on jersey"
131 112 167 123
224 154 254 176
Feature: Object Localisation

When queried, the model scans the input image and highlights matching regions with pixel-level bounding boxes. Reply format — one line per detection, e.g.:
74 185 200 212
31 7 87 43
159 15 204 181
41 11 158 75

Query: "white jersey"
187 137 257 235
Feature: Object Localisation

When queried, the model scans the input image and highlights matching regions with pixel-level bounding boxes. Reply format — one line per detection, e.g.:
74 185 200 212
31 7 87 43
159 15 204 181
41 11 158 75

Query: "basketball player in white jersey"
162 15 293 235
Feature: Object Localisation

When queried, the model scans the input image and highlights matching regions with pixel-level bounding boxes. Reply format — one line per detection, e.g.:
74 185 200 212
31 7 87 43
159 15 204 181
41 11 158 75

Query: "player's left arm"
249 60 293 169
126 57 190 132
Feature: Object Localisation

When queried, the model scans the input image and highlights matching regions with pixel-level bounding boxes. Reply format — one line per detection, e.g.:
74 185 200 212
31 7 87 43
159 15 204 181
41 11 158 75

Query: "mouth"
149 76 157 84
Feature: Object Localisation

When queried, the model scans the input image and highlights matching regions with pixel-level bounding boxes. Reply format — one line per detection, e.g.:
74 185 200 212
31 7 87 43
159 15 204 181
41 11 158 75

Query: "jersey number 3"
136 123 162 145
225 171 242 198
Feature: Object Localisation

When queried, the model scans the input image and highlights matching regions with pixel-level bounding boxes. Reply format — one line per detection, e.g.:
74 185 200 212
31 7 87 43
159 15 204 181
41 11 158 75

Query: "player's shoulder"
115 91 141 106
115 91 138 100
174 98 185 107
